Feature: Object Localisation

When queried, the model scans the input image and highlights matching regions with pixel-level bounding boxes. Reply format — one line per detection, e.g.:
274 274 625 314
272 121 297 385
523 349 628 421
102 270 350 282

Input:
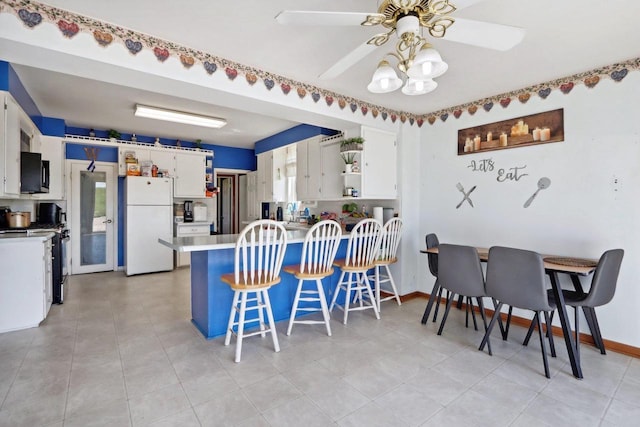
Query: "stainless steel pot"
7 211 31 228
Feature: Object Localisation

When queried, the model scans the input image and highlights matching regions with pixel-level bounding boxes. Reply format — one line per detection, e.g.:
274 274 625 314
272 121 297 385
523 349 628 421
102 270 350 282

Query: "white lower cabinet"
175 222 210 267
0 235 53 333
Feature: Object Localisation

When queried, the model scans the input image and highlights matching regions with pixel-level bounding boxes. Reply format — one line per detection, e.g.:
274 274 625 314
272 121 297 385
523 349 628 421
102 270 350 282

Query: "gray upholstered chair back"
425 233 439 277
582 249 624 307
486 246 553 312
438 244 486 298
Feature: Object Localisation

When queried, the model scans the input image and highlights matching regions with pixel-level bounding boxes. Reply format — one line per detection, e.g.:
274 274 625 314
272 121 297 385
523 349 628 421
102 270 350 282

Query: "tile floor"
0 268 639 426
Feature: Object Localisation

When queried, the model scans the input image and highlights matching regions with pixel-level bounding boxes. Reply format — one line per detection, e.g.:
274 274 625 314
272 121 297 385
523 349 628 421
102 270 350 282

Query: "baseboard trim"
403 291 640 359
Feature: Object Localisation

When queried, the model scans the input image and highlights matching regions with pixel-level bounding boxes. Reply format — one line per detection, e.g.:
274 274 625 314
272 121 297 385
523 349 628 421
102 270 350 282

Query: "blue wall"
0 61 42 123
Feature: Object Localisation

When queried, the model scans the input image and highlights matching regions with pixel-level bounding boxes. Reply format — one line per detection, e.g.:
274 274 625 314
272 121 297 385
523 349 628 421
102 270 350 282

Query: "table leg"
421 279 440 324
549 271 583 379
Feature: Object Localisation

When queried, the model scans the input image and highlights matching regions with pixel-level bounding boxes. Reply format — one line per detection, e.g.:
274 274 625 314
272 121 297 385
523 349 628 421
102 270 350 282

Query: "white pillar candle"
473 135 481 151
487 131 493 142
499 132 508 147
532 127 541 141
540 127 551 142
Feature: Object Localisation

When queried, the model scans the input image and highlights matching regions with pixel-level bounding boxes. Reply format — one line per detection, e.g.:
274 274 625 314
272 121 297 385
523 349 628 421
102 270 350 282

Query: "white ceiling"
4 0 640 149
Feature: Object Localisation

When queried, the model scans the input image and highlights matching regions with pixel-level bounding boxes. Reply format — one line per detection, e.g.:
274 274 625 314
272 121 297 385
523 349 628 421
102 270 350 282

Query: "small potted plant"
341 151 356 173
194 139 203 150
340 137 364 152
107 129 121 141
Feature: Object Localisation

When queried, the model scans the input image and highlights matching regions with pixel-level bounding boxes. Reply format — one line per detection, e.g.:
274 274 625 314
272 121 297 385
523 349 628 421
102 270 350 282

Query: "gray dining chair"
551 249 623 361
436 244 493 354
480 246 556 378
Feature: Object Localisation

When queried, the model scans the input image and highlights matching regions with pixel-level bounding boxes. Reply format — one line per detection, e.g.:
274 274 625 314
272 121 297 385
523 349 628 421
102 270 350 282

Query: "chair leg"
437 291 455 336
536 311 551 378
235 292 248 363
329 270 346 312
343 272 354 325
375 265 381 312
476 297 492 356
384 264 402 306
467 297 478 331
523 312 538 347
362 273 380 320
544 310 556 358
421 280 440 324
456 293 464 309
256 290 266 338
225 291 240 346
574 306 581 364
433 287 444 323
583 307 606 354
479 302 502 353
261 289 280 354
287 278 304 336
316 278 332 336
504 305 513 339
491 298 508 341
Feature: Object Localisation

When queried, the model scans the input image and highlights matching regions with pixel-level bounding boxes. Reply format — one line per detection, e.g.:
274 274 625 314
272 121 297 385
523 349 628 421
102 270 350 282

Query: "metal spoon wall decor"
523 177 551 208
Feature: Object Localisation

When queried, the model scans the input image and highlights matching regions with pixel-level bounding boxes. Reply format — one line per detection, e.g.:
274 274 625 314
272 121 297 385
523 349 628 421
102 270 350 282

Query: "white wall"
417 72 640 347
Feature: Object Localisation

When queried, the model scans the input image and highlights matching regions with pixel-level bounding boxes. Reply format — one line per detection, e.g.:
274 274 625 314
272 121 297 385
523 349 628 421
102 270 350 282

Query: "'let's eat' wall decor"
458 109 564 155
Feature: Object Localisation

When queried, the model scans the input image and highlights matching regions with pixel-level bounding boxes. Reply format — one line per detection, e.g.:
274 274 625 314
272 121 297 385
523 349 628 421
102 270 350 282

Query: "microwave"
20 152 50 194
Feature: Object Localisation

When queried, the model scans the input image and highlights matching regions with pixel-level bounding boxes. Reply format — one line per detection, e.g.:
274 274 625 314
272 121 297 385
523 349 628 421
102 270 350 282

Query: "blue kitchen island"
159 230 350 339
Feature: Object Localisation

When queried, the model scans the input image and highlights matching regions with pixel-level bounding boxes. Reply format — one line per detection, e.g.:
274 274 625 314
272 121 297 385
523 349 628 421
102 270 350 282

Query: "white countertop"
0 231 55 243
159 229 348 252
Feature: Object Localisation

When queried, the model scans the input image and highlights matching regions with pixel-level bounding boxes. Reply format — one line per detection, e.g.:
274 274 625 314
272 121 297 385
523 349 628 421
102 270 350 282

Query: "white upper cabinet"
245 171 259 220
296 136 322 201
32 136 65 200
360 126 397 199
174 152 206 198
256 148 286 202
320 139 344 200
1 93 22 198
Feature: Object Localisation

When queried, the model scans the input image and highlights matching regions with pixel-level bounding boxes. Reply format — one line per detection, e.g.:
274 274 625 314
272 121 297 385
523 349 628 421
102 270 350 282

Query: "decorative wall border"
1 0 639 129
423 58 639 125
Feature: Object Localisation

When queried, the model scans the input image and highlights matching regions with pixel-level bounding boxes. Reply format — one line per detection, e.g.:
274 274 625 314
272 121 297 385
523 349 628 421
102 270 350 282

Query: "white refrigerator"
125 176 173 276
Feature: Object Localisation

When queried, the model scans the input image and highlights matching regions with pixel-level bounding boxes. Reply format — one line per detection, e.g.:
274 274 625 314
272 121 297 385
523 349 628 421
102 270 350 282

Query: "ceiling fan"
275 0 525 95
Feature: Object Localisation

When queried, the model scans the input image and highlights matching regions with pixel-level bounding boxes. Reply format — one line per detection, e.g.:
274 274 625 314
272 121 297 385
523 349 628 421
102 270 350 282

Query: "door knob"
103 219 113 224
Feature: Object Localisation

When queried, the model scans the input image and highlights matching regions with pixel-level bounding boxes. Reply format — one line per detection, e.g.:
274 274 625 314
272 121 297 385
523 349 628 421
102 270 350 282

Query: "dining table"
420 246 598 379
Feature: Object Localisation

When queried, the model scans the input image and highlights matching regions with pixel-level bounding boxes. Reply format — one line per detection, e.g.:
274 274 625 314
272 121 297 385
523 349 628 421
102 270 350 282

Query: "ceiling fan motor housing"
396 12 420 37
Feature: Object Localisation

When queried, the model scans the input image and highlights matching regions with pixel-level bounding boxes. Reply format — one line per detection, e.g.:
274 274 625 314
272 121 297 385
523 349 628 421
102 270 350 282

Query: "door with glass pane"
70 162 116 274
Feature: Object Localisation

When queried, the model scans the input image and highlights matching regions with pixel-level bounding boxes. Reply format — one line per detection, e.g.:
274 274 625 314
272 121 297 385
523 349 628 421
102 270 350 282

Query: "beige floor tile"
0 271 633 426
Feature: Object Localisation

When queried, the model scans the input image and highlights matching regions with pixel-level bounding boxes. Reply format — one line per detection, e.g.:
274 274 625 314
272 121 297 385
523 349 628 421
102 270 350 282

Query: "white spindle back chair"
284 220 342 336
329 219 383 324
371 218 403 311
221 220 287 362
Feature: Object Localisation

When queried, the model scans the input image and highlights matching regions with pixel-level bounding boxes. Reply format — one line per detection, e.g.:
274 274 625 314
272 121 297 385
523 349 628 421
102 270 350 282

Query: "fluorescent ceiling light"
134 104 226 129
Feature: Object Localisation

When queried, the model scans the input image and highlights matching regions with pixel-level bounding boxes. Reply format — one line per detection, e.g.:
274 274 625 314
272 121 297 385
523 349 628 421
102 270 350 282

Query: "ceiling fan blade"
275 11 384 26
319 42 379 80
442 17 525 51
452 0 488 10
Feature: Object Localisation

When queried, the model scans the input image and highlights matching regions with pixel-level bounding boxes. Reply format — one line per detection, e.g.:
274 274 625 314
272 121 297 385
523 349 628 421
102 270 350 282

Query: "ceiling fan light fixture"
407 44 448 79
402 78 437 95
134 104 227 129
367 60 403 93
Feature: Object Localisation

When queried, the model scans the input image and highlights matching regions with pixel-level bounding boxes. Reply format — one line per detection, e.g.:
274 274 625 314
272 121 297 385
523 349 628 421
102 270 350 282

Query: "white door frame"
66 160 118 274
